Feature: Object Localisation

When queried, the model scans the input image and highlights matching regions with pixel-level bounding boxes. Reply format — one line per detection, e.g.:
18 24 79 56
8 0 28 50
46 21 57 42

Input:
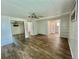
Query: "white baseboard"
68 40 74 59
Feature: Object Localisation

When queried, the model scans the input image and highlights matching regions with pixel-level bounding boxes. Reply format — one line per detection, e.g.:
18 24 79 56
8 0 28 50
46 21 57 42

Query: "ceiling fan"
28 12 43 19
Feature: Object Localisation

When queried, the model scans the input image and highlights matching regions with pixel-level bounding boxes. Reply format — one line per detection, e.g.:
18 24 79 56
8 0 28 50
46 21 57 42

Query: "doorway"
11 21 25 45
48 20 60 37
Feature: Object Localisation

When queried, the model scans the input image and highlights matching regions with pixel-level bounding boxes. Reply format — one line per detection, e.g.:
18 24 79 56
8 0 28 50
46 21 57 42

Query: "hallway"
1 34 72 59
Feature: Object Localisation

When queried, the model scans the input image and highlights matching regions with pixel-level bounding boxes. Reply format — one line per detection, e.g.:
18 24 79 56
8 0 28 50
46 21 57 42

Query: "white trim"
32 11 71 21
70 9 75 16
9 17 27 21
68 40 74 59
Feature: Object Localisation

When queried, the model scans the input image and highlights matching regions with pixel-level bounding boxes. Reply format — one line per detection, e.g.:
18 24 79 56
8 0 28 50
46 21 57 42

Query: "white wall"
31 21 38 35
24 21 38 36
24 21 37 37
36 20 48 35
33 17 69 36
1 16 13 46
68 2 78 59
60 15 69 38
69 20 78 59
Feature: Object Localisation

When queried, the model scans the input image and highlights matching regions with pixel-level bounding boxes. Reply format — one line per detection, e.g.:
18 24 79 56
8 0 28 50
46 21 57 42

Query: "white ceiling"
1 0 75 18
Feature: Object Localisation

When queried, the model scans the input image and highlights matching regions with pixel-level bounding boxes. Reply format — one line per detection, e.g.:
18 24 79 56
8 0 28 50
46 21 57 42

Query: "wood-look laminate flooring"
1 34 72 59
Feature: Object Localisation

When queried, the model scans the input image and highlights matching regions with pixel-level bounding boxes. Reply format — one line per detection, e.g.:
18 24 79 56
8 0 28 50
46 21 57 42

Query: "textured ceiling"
1 0 75 18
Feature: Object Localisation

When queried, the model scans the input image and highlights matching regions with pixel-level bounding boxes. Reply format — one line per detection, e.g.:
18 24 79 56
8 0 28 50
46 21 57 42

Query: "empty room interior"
1 0 78 59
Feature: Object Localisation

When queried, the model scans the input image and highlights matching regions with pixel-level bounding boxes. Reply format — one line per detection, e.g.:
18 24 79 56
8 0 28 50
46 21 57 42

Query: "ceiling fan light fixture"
28 12 43 19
